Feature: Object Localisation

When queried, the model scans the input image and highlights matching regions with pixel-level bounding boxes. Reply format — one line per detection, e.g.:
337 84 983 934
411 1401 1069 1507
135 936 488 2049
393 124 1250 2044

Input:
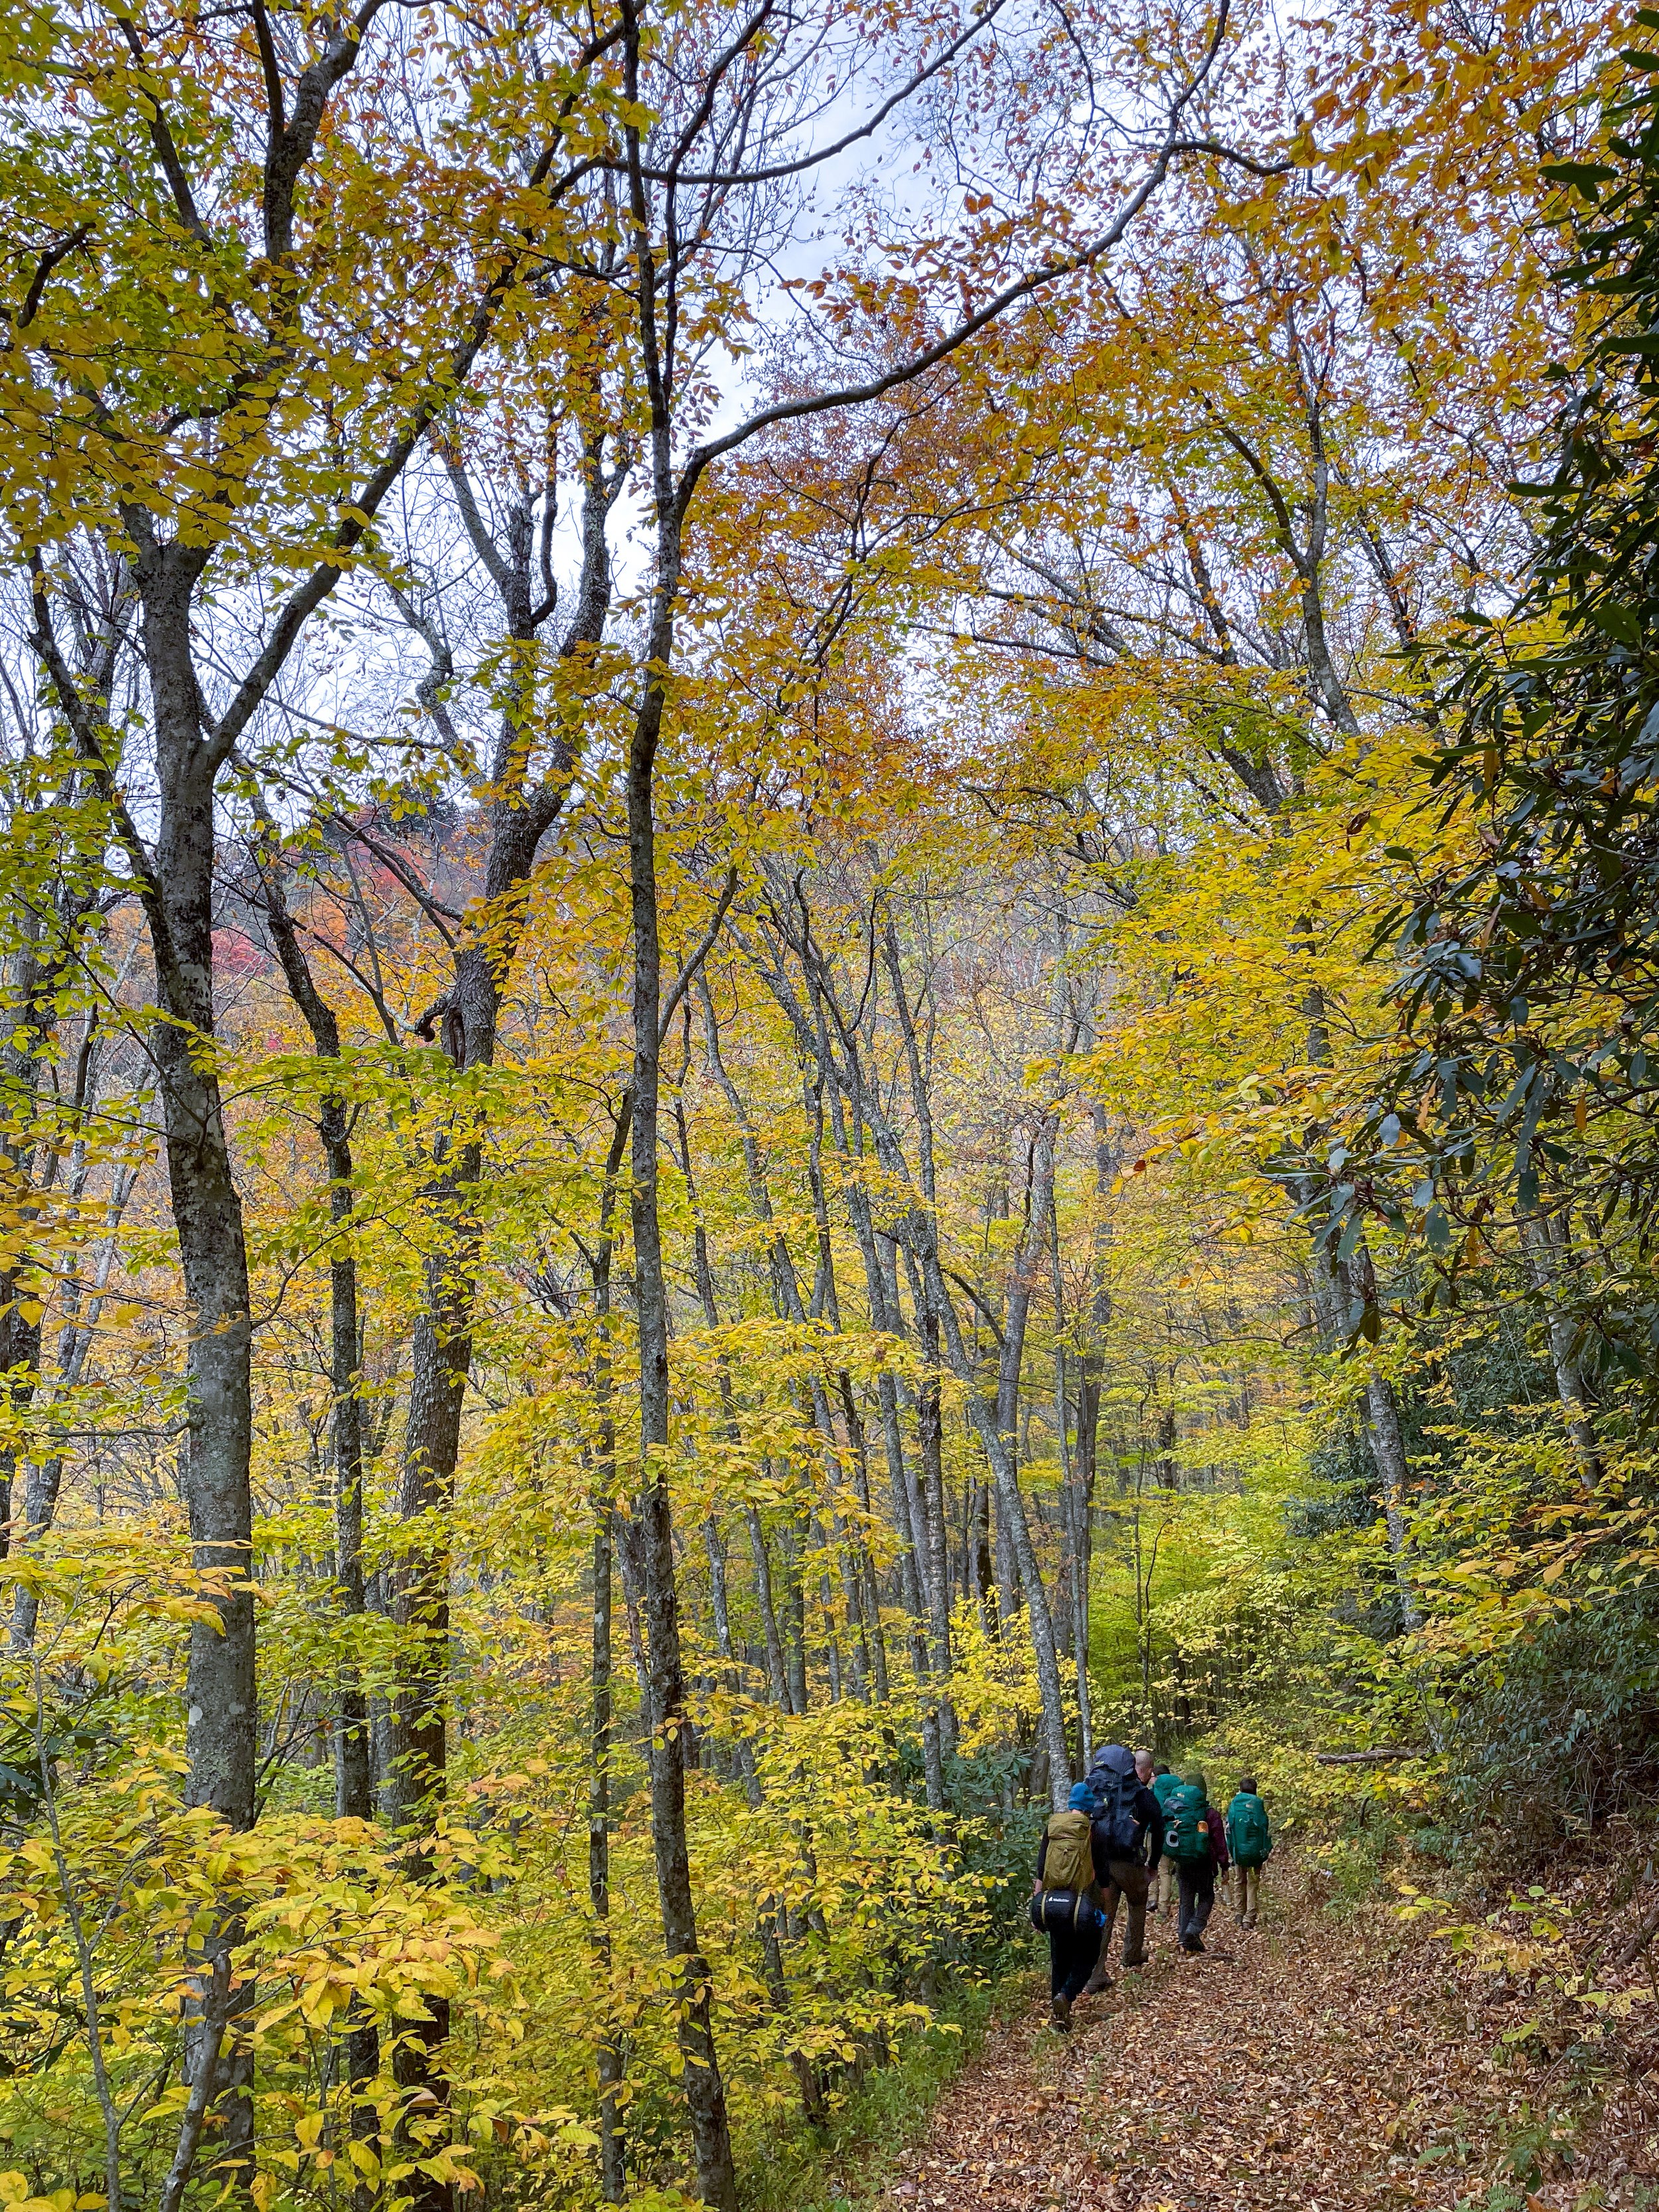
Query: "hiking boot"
1050 1994 1072 2033
1121 1952 1148 1971
1081 1965 1114 1996
1244 1911 1258 1931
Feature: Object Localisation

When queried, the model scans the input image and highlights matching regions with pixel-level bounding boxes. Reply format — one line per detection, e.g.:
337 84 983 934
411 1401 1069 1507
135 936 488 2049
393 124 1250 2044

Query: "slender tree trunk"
1052 1183 1095 1772
847 1059 1073 1793
621 153 739 2183
674 1098 795 1722
990 1116 1058 1628
591 1492 626 2202
830 1373 891 1702
817 1072 944 1803
142 567 259 2191
0 917 48 1567
3 593 129 1565
1299 967 1421 1636
916 1305 953 1684
11 1127 139 1651
1522 1212 1602 1479
1342 1239 1423 1633
779 1516 810 1713
254 855 375 1826
902 1233 1071 1793
745 1506 794 1713
323 1100 372 1825
378 451 606 1852
628 854 740 2198
324 1366 376 2206
697 986 871 1706
875 927 954 1672
586 1098 631 2205
388 1232 469 1836
802 1078 890 1704
1358 1368 1422 1631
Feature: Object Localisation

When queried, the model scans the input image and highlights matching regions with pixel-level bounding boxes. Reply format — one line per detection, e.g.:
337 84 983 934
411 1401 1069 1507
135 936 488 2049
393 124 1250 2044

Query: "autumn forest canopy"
7 0 1659 2203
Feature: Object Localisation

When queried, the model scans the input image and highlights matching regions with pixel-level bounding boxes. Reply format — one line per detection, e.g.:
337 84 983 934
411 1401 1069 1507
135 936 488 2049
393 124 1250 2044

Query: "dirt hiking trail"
877 1868 1659 2212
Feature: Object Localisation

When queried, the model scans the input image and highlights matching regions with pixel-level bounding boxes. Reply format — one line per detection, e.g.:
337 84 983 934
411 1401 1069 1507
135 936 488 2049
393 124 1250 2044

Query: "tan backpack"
1041 1809 1097 1908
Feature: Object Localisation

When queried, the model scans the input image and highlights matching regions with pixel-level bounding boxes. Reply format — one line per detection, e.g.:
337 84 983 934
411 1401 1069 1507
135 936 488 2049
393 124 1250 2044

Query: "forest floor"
871 1862 1659 2212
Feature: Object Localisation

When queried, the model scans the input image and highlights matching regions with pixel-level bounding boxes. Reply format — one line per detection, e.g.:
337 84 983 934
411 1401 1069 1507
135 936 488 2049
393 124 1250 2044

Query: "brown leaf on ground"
875 1866 1659 2212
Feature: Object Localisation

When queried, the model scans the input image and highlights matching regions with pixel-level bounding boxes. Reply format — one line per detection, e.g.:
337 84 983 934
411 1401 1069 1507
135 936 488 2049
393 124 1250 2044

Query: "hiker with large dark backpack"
1226 1775 1273 1929
1029 1782 1107 2031
1165 1766 1229 1953
1078 1744 1165 1992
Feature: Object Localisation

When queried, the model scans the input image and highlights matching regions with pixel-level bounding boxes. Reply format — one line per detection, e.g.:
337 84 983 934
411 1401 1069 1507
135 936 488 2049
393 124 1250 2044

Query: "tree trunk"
820 1017 1074 1797
697 986 871 1706
673 1098 796 1724
590 1496 626 2201
323 1106 372 1824
622 226 739 2192
249 845 374 1826
1342 1240 1423 1633
2 591 129 1566
745 1507 793 1713
779 1516 810 1714
305 1077 380 2179
143 559 258 2189
815 1061 944 1803
1522 1212 1602 1479
587 1102 629 2205
11 1096 139 1651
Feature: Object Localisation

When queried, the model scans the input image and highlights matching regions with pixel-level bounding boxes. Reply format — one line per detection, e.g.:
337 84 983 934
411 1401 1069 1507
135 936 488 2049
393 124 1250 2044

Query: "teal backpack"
1228 1791 1273 1868
1163 1781 1211 1866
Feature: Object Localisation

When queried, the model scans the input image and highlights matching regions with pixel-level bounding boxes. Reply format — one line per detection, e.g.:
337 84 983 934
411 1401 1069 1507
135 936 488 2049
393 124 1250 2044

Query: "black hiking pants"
1047 1915 1102 2002
1177 1863 1215 1948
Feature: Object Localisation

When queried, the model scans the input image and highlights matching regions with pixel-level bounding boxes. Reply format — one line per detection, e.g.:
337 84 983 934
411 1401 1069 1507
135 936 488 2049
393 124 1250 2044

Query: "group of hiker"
1029 1746 1273 2031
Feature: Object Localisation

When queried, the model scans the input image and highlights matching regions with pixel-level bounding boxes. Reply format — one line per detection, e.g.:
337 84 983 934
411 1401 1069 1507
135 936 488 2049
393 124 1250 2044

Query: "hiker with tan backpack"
1029 1782 1108 2032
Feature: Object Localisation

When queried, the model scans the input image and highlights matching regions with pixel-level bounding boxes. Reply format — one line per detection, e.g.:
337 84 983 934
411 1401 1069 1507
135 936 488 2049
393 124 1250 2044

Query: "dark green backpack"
1163 1782 1211 1866
1228 1791 1273 1868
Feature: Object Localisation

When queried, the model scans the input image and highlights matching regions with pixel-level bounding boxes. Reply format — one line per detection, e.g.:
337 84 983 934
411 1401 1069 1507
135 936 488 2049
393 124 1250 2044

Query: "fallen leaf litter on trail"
873 1868 1658 2212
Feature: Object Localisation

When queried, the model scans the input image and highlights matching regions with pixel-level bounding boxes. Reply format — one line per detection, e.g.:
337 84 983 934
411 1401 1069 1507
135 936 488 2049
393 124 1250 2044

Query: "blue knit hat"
1068 1782 1096 1813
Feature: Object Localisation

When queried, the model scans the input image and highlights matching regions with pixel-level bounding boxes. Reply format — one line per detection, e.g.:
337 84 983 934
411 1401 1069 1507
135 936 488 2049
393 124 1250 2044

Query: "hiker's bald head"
1133 1747 1155 1781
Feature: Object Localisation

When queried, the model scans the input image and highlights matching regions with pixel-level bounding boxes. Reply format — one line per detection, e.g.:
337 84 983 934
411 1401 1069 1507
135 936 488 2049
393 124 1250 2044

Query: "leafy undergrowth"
865 1858 1659 2211
744 1975 1018 2212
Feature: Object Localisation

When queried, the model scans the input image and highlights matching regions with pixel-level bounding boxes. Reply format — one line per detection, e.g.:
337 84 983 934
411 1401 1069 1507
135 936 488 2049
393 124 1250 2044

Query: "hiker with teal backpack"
1163 1767 1228 1953
1226 1775 1273 1929
1148 1760 1181 1919
1029 1782 1108 2031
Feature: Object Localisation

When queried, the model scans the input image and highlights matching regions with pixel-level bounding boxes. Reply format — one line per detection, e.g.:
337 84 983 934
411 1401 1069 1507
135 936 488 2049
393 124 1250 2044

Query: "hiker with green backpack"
1149 1760 1181 1919
1162 1767 1229 1953
1226 1775 1273 1929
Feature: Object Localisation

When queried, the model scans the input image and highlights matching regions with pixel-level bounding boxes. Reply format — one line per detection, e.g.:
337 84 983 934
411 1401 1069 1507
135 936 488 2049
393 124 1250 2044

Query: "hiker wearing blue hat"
1029 1781 1108 2032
